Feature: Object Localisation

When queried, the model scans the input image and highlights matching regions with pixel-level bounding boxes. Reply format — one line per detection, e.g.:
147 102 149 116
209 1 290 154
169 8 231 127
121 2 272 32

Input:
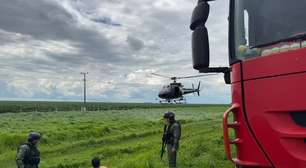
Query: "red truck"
190 0 306 167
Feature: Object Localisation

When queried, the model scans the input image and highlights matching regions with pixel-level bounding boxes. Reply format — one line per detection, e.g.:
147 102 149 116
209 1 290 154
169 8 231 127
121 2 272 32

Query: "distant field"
0 101 220 113
0 103 232 168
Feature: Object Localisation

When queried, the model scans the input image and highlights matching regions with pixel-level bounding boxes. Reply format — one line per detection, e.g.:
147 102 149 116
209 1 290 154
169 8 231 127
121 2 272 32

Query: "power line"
80 72 88 111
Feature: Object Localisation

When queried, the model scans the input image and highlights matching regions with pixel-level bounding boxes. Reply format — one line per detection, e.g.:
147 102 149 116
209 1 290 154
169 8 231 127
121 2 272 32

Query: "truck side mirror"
190 0 210 31
190 0 231 84
190 0 211 70
192 26 209 70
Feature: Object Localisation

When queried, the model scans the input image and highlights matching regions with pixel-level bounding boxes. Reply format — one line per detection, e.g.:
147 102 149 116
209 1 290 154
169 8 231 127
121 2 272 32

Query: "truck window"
233 0 306 60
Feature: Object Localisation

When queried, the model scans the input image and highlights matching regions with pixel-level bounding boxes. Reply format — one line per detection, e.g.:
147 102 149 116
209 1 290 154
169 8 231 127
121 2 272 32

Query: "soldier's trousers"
166 144 177 168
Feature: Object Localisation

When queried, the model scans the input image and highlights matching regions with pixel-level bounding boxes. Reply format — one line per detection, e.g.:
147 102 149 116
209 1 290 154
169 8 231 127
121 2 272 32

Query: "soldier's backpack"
17 143 40 165
17 143 29 154
165 121 181 144
17 143 29 164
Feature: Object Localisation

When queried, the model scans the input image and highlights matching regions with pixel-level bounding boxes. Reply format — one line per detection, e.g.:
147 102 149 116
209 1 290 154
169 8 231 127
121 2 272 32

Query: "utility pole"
81 72 88 111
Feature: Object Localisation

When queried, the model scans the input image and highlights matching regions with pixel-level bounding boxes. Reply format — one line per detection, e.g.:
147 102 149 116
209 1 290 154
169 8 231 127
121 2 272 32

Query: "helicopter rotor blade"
192 84 196 96
176 73 219 79
198 81 201 90
197 81 201 96
150 73 172 79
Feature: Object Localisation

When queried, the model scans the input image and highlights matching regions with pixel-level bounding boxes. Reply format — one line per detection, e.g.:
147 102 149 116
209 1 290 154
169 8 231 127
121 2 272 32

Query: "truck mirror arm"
199 67 231 84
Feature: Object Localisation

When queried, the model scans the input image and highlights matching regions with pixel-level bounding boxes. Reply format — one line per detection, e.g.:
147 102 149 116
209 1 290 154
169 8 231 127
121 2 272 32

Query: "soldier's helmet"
163 111 175 120
28 132 41 142
92 157 100 167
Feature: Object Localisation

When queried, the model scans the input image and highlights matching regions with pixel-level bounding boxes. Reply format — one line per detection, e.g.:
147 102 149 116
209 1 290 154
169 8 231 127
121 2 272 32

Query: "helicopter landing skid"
158 97 187 104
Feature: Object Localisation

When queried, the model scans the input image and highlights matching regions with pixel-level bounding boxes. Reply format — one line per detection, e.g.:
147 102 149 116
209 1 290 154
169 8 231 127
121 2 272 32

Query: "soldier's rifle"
160 125 167 160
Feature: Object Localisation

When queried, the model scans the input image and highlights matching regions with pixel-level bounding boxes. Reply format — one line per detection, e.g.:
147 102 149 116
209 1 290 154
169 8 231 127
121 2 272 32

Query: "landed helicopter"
151 73 216 104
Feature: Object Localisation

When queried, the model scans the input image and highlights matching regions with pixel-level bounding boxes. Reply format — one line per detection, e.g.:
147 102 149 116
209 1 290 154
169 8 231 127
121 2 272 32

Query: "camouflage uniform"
166 122 181 168
16 143 40 168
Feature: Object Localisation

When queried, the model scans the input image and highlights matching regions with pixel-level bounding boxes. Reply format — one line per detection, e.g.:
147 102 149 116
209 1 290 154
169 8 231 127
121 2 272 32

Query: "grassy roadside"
0 105 232 168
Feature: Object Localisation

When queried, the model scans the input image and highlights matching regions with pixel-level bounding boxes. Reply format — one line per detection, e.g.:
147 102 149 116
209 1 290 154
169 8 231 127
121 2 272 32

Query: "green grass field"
0 103 233 168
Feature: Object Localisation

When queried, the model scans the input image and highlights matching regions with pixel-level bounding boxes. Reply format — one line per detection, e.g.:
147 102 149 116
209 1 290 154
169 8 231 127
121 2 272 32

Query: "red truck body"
190 0 306 167
224 48 306 168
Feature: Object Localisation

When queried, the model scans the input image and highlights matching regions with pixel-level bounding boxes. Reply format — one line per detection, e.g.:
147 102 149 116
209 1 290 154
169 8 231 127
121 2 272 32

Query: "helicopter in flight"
151 73 216 104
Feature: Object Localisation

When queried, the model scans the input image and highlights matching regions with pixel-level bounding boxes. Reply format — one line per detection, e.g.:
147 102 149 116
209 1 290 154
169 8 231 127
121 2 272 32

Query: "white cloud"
7 80 34 97
88 80 116 97
0 0 230 103
125 69 164 86
0 29 80 61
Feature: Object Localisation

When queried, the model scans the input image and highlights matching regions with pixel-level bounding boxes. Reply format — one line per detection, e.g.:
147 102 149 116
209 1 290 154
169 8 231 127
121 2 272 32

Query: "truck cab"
190 0 306 167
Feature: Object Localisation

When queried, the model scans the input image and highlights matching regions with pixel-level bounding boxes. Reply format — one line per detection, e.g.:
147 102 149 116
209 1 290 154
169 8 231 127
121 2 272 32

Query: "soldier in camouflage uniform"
16 132 41 168
163 111 181 168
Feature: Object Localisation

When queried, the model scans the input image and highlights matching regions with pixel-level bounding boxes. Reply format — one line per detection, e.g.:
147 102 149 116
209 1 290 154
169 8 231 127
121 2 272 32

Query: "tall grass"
0 104 232 168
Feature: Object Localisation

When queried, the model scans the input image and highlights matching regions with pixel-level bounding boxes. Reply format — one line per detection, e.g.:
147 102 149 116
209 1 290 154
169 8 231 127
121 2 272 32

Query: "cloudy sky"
0 0 230 103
